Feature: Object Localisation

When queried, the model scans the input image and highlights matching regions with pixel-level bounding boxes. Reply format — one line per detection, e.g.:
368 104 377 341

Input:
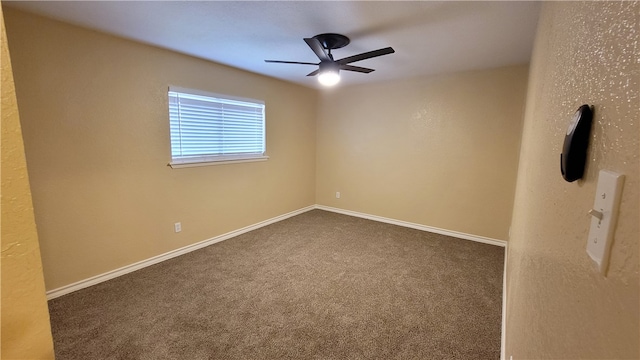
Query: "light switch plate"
587 170 625 275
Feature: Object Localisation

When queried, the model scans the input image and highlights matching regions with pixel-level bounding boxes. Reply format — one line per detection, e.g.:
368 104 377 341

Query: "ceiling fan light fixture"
318 69 340 86
318 61 340 86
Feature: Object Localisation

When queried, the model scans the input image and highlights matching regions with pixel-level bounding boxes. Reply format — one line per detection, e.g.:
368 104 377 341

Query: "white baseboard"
314 205 507 247
47 204 506 300
46 205 315 300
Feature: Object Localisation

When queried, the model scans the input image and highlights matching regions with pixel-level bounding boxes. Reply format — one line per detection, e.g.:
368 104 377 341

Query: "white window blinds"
168 87 266 166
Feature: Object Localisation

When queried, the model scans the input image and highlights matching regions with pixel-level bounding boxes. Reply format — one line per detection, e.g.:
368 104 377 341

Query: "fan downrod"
313 33 350 50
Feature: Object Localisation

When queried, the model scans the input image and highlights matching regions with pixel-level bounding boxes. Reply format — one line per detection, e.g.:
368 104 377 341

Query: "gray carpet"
48 210 505 359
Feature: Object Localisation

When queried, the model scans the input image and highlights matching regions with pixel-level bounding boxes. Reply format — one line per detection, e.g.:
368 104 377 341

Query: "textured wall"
0 6 55 359
317 66 528 240
506 1 639 358
4 8 317 291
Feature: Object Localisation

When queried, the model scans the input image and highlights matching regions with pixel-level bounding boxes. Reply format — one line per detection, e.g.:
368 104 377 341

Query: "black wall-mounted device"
561 104 593 182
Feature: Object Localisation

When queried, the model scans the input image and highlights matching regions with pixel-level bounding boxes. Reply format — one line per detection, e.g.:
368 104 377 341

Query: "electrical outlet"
336 191 341 199
174 222 182 233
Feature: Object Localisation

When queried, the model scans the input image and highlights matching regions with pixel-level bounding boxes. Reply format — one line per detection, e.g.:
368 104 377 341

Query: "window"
168 86 267 167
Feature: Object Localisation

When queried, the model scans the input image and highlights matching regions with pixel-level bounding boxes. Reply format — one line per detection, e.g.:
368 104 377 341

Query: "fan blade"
337 47 395 65
265 60 318 65
304 38 331 62
306 69 320 77
339 64 375 73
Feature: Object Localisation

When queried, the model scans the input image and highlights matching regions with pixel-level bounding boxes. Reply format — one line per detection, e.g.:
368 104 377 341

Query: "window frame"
167 86 268 168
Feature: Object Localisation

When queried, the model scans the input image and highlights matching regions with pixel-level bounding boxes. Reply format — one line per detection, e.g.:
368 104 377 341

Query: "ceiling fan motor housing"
313 33 350 50
319 61 340 73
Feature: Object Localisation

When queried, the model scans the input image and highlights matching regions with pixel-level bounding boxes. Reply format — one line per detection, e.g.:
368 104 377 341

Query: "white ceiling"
5 1 541 89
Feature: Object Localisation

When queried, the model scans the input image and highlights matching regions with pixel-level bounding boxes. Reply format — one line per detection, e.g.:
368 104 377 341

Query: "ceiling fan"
265 33 395 86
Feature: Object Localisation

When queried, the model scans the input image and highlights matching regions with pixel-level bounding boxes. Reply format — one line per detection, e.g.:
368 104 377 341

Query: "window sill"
168 156 269 169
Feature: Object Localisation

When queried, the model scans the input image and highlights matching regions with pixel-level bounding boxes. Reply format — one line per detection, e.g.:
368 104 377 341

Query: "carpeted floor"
48 210 505 360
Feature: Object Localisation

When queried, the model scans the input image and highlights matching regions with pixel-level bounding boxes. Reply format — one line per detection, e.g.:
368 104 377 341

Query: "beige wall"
0 6 55 359
4 8 317 291
317 66 528 240
506 2 639 359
